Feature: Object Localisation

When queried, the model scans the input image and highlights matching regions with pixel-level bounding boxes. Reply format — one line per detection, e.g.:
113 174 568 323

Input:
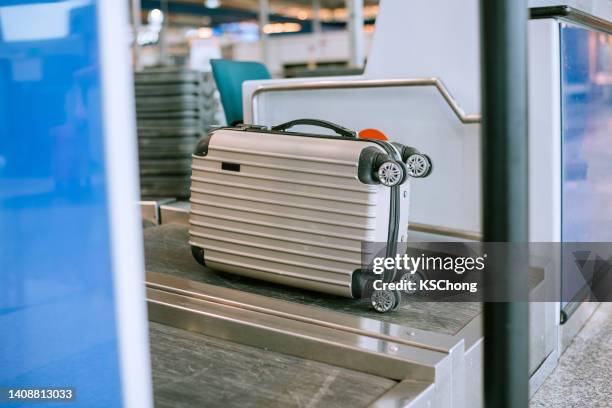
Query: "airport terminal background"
1 0 611 407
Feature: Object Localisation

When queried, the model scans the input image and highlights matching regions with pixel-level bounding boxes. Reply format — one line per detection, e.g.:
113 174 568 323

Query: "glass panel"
561 22 612 305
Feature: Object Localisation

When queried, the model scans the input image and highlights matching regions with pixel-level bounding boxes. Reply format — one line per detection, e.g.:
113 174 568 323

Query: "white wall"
365 0 481 115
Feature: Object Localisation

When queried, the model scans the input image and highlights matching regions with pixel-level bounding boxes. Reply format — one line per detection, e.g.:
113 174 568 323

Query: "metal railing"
250 77 482 124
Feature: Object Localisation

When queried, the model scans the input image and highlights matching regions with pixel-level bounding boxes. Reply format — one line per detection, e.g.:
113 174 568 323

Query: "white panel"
366 0 481 114
528 19 562 243
527 18 561 384
243 74 363 123
97 0 153 406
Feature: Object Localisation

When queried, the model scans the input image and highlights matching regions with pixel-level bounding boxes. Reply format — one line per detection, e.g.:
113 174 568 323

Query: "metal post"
312 0 322 35
131 0 142 71
480 1 529 407
159 0 169 66
258 0 270 67
347 0 364 68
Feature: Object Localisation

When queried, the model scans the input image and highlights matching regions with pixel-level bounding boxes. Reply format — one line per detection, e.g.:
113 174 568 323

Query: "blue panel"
561 23 612 302
0 1 123 407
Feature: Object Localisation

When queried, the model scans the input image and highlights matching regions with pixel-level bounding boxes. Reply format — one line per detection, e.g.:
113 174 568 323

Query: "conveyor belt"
144 223 481 336
144 222 481 407
149 322 396 408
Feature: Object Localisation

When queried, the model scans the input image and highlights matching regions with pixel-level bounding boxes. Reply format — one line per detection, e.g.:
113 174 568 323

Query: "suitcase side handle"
271 119 357 139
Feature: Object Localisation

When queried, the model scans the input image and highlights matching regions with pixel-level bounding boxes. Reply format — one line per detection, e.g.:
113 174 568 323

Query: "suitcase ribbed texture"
190 129 410 297
134 68 220 198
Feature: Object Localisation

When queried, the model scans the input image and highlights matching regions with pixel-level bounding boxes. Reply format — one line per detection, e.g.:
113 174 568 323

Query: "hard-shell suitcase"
189 119 432 312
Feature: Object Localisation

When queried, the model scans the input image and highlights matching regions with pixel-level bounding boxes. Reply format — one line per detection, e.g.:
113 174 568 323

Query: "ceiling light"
148 8 163 25
263 22 301 34
205 0 220 8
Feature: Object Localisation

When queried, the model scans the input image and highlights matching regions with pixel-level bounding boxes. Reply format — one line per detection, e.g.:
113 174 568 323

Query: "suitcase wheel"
400 271 424 294
405 153 433 178
371 289 402 313
377 161 406 187
191 245 206 266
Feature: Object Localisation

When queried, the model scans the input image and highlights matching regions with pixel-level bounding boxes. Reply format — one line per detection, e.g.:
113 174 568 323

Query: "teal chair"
211 59 271 125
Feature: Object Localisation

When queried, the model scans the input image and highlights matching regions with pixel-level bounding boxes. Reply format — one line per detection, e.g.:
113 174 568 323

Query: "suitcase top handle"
271 119 357 139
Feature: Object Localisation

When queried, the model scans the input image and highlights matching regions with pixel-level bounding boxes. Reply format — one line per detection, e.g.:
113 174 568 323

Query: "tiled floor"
531 303 612 408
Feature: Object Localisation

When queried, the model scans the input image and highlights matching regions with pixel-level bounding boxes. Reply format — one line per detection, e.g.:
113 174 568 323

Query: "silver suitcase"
189 119 432 312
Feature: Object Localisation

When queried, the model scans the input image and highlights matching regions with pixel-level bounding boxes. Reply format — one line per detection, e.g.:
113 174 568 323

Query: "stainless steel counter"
150 322 397 408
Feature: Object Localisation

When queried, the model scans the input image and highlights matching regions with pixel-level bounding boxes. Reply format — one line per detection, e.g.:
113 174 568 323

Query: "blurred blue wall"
0 1 123 406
